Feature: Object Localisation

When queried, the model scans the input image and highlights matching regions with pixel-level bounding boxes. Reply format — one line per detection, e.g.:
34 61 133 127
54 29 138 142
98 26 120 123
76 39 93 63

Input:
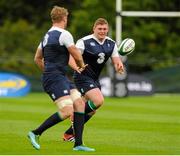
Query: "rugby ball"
118 38 135 56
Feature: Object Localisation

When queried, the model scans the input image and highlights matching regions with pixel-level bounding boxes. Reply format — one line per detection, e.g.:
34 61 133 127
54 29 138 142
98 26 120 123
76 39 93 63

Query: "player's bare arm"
68 55 82 73
34 48 44 71
112 57 124 74
68 45 87 71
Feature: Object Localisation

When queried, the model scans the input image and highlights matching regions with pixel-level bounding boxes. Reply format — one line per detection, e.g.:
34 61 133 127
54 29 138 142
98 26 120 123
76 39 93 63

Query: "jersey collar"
49 26 64 32
92 34 107 45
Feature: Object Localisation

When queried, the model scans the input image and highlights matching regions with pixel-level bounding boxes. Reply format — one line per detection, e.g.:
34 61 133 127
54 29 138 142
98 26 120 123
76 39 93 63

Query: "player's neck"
53 22 65 29
93 34 106 44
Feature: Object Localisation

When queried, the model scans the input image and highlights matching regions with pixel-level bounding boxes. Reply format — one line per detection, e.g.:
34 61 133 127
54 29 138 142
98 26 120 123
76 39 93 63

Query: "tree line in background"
0 0 179 77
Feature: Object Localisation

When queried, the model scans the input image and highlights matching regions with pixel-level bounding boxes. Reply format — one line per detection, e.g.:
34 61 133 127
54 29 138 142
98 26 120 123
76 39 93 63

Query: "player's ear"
106 27 109 33
93 25 96 32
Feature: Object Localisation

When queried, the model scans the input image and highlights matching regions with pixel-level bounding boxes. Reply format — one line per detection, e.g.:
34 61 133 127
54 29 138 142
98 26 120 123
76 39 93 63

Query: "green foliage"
0 0 179 76
69 0 115 39
126 17 180 70
0 19 43 76
69 0 180 71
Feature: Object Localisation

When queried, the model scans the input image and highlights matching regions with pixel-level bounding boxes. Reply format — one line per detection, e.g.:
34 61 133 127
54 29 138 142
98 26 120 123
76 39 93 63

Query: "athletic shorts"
42 72 76 101
74 74 101 95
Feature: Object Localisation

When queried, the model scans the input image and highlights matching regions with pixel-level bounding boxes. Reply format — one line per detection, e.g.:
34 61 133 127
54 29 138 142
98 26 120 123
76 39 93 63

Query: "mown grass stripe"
0 93 180 154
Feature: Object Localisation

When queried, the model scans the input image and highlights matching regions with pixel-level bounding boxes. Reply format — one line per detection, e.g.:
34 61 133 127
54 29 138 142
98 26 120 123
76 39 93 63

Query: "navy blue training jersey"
75 35 117 79
40 27 74 75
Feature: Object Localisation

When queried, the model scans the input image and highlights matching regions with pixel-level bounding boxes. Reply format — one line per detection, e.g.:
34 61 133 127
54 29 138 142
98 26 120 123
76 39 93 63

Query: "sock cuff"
88 101 97 110
74 112 85 115
57 112 63 121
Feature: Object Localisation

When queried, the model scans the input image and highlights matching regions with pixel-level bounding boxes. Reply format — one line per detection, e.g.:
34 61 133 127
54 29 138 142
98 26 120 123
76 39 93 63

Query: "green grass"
0 93 180 155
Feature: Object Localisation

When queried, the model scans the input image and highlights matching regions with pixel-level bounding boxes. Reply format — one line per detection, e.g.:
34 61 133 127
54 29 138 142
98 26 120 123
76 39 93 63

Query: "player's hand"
115 63 124 74
117 66 124 74
76 64 88 73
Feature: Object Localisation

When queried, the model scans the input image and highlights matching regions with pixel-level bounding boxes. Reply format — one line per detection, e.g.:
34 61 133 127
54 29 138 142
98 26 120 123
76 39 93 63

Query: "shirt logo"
90 42 96 46
90 84 94 88
63 90 68 94
80 88 84 93
51 93 56 99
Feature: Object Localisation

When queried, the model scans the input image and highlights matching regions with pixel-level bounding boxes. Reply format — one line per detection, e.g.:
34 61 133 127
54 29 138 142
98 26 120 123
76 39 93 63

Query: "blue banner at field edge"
0 72 31 97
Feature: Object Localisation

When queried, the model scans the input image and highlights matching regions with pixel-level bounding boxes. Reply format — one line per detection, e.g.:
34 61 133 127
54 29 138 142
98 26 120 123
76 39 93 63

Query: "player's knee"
70 89 81 102
94 97 104 108
59 105 73 119
71 89 85 111
55 98 73 109
55 98 73 119
74 98 85 112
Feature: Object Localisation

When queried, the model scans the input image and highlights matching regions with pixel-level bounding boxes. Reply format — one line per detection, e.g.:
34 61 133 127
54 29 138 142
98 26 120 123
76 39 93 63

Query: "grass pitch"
0 93 180 155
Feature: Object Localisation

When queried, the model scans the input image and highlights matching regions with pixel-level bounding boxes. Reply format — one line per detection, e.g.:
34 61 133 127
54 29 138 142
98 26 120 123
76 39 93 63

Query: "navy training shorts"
74 74 101 95
42 72 76 101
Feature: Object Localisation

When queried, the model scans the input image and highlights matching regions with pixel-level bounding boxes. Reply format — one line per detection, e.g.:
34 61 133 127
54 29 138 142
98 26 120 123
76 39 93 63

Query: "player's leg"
63 83 78 142
80 84 104 127
74 89 103 131
63 101 96 141
64 78 103 141
63 100 96 137
70 89 84 146
64 88 103 141
71 89 95 151
32 96 73 134
85 88 104 109
28 96 73 150
28 75 73 150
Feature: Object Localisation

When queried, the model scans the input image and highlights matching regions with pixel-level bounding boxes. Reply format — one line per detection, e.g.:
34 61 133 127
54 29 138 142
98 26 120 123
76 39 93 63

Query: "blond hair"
93 18 109 28
50 6 68 23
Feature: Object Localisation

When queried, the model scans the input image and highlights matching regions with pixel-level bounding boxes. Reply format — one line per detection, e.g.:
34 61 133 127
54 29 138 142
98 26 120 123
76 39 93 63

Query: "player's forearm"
34 48 44 71
75 58 85 68
34 58 44 71
112 57 124 74
71 53 88 73
68 55 79 71
68 46 85 68
71 52 85 68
